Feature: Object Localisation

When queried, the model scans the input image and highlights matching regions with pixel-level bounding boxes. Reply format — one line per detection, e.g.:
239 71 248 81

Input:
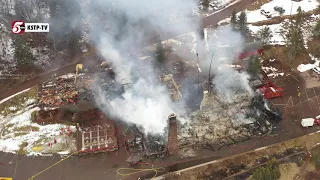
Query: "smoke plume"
50 0 252 133
81 0 200 135
201 26 253 103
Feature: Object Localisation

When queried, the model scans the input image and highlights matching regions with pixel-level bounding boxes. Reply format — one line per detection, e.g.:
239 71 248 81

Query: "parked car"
312 66 320 74
260 9 272 18
274 6 285 14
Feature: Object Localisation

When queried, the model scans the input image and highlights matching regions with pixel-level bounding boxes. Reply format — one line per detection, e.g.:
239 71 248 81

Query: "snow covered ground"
250 14 319 45
196 0 234 16
297 53 320 72
0 107 76 156
245 0 319 23
262 66 284 78
249 23 286 45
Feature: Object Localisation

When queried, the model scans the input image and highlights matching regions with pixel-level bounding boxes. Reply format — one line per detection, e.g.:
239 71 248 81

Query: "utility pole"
196 53 200 94
290 1 293 15
208 53 214 95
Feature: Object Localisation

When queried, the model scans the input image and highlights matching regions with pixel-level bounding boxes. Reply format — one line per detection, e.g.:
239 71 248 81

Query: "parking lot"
268 72 320 135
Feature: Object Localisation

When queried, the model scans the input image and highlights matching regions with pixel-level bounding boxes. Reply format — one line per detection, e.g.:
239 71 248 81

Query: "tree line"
0 0 84 75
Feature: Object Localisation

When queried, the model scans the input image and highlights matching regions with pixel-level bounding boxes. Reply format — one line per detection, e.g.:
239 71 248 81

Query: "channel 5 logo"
12 21 25 34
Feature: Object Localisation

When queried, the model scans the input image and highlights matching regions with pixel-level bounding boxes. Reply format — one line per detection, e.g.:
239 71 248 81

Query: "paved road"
203 0 258 27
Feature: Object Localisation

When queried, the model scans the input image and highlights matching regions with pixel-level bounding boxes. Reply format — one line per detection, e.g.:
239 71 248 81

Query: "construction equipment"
74 64 84 83
259 81 284 99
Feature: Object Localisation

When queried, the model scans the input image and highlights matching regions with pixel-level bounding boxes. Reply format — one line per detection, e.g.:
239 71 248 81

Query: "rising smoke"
201 26 253 103
81 0 200 135
51 0 252 134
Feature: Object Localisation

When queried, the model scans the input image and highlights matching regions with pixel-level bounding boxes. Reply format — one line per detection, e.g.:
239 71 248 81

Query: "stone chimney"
167 113 179 155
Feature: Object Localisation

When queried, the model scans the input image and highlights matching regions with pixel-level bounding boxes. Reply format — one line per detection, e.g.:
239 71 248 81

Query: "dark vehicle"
274 6 285 14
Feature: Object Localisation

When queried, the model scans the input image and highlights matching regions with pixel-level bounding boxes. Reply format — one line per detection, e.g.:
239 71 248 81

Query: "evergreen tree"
202 0 210 11
230 10 238 29
155 41 166 64
247 56 261 77
286 22 304 64
12 35 37 73
46 0 82 58
154 41 172 70
257 26 273 46
313 20 320 38
282 7 305 67
295 6 303 27
252 159 280 180
238 11 250 36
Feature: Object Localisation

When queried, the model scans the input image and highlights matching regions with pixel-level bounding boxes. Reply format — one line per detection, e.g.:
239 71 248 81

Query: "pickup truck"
260 9 272 18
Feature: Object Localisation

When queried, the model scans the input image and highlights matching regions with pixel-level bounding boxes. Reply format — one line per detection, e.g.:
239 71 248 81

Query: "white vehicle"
312 67 320 74
301 118 315 127
260 9 272 18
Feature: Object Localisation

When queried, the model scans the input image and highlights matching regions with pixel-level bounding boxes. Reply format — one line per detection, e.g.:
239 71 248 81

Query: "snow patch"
297 63 316 72
245 0 319 23
262 66 284 78
0 107 76 155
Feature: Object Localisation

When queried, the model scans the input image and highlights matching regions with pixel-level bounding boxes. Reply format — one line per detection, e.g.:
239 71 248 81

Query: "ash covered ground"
177 89 282 157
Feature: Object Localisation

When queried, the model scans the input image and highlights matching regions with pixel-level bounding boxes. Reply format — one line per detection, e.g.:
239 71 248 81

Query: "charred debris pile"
178 91 283 153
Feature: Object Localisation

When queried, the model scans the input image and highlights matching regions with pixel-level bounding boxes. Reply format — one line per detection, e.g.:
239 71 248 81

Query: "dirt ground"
262 45 313 73
279 163 300 180
158 132 320 180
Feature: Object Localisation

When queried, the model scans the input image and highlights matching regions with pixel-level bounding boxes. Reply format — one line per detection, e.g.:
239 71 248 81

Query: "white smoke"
80 0 200 135
201 26 253 103
53 0 252 133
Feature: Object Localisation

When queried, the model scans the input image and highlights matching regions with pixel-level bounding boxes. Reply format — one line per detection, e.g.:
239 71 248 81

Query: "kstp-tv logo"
12 21 25 34
12 21 49 34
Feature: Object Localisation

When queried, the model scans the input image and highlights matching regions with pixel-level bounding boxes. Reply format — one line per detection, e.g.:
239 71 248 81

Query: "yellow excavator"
74 64 84 83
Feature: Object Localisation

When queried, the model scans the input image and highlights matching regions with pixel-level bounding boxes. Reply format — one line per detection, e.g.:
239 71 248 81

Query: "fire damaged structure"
78 123 118 153
167 113 179 155
125 114 180 165
178 88 283 154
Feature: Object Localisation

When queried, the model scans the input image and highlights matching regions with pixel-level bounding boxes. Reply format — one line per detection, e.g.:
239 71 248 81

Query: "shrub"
252 158 280 180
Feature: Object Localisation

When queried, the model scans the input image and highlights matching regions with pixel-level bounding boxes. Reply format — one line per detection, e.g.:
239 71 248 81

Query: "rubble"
160 74 182 101
178 91 283 156
179 92 253 150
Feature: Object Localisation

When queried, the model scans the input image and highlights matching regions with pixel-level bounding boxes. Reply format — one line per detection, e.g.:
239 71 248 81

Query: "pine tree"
247 56 261 77
282 7 305 67
46 0 82 59
295 6 303 27
230 10 238 29
238 11 250 36
252 159 280 180
257 26 273 46
155 41 166 64
202 0 210 11
12 35 37 73
313 20 320 38
285 22 304 65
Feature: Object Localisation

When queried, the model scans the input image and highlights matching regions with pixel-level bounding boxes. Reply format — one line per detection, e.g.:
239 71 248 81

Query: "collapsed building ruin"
31 46 283 160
